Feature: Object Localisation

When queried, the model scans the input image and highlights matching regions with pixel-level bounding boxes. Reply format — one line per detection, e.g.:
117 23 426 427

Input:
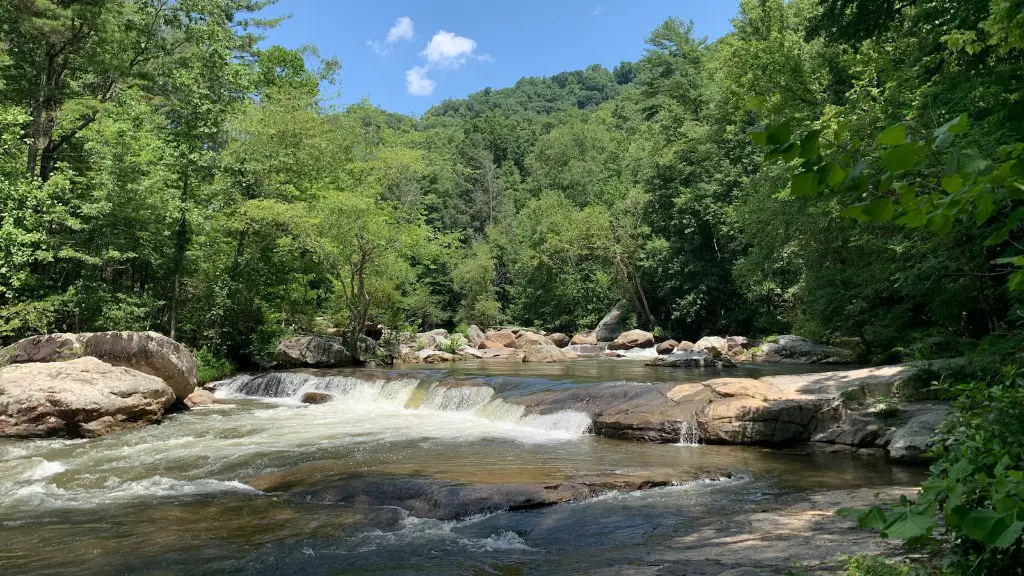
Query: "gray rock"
466 325 486 347
0 357 176 438
277 335 352 368
416 329 450 350
761 335 854 364
594 301 627 342
656 340 679 355
608 329 655 351
647 351 736 368
888 408 947 462
301 392 333 405
1 331 197 401
727 336 751 350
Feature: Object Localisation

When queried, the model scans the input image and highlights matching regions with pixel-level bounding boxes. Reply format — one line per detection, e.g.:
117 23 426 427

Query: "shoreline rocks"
277 335 352 369
608 329 655 351
2 331 197 401
0 357 176 439
647 351 735 369
594 302 626 342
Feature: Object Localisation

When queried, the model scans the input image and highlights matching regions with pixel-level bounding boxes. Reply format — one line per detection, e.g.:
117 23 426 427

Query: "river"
0 360 923 575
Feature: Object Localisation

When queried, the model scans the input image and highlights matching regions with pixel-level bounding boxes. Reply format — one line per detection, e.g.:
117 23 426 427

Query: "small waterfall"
678 421 703 446
214 372 592 436
616 347 660 360
567 343 608 355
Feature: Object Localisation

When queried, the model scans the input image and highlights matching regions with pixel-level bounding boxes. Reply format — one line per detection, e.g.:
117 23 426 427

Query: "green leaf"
766 121 793 147
800 130 821 159
881 143 924 173
749 124 767 147
791 171 819 197
881 508 936 540
937 113 969 136
942 174 965 193
946 150 989 175
746 96 765 112
862 198 896 222
961 509 1008 546
993 520 1024 549
876 123 907 146
822 162 845 186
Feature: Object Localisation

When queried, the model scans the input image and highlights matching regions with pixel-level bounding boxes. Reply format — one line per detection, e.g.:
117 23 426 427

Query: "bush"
439 334 467 355
841 555 913 576
195 348 236 385
840 370 1024 574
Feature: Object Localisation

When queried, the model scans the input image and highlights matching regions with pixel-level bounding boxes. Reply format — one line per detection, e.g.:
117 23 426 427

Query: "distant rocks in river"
608 329 655 351
675 340 695 351
0 356 176 439
1 331 197 401
546 332 570 348
647 351 735 369
184 388 217 408
571 331 598 346
656 340 678 355
693 336 729 357
466 325 486 347
481 329 517 349
301 392 334 405
757 335 854 364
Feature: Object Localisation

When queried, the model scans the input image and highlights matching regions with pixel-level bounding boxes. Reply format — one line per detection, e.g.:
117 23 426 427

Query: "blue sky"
259 1 741 116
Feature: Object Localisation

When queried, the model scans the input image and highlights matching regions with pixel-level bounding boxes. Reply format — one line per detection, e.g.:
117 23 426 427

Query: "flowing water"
0 360 923 575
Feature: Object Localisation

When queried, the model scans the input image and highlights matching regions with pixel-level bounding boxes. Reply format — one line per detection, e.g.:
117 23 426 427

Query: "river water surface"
0 360 922 575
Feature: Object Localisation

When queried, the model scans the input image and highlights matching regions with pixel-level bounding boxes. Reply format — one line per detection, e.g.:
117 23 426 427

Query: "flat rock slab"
0 357 176 438
250 470 687 521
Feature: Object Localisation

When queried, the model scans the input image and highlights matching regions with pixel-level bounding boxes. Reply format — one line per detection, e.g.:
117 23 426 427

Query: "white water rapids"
0 373 592 513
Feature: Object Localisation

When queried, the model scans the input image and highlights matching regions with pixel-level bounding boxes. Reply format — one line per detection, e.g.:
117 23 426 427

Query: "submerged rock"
250 471 679 521
277 335 352 368
609 329 655 351
647 351 735 369
0 357 175 438
546 332 570 348
2 331 197 401
594 302 626 342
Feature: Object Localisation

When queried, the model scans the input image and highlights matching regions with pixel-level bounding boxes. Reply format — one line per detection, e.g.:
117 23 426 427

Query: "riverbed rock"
571 331 598 345
675 341 695 352
727 336 751 350
417 350 458 363
250 470 680 521
546 332 570 348
656 340 678 355
522 343 576 363
647 351 735 369
277 335 352 369
301 392 334 405
461 347 521 360
0 357 176 439
2 331 197 401
594 302 627 342
415 329 450 350
184 389 217 408
761 335 854 364
887 407 947 463
466 325 486 347
481 329 517 349
609 329 655 351
694 336 729 356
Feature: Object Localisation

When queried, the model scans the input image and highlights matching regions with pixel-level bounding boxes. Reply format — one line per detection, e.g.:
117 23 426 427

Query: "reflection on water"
0 362 920 575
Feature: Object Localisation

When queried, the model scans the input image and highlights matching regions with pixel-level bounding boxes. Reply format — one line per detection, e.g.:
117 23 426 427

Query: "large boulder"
761 335 854 364
694 336 729 356
675 341 695 352
547 333 570 348
522 344 576 363
888 407 948 463
417 349 458 364
1 331 197 401
594 302 627 342
647 351 736 369
277 335 352 368
571 331 598 346
0 357 176 438
609 329 655 351
184 389 217 408
481 330 517 349
727 336 751 350
466 325 486 347
515 331 554 349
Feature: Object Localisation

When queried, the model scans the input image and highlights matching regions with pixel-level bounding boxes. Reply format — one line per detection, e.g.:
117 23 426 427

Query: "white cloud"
406 65 435 96
593 6 604 16
387 16 414 43
406 29 490 96
422 30 478 68
368 16 414 56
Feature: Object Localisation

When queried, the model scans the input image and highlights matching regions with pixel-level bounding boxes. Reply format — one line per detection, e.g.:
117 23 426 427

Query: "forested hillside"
1 0 1021 368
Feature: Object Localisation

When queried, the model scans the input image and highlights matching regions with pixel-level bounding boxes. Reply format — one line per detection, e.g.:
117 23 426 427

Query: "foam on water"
615 347 661 360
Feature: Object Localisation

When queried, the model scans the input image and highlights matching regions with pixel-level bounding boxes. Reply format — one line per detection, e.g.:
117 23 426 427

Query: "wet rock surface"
0 357 176 438
250 470 685 521
277 335 352 369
